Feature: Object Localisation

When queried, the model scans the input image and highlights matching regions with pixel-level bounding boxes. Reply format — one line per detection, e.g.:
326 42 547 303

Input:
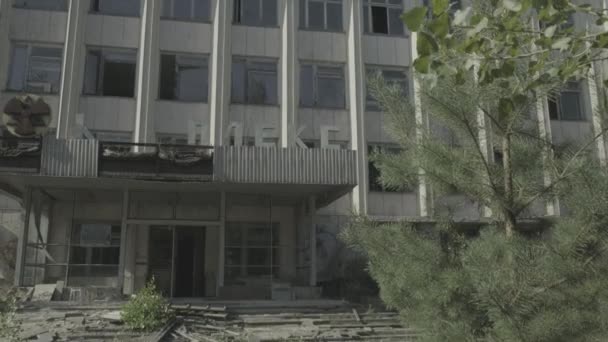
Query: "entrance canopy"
0 136 358 208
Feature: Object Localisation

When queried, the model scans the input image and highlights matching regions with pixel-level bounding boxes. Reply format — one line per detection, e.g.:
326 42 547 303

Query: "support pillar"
56 0 89 139
308 196 317 287
217 191 226 290
280 0 297 147
346 0 368 214
118 190 129 293
134 0 161 144
587 65 607 167
536 97 560 216
409 33 431 217
0 0 12 91
123 225 136 295
209 0 233 146
14 188 32 287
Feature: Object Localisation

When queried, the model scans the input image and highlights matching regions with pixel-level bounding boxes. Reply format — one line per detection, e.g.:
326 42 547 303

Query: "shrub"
0 288 21 342
121 279 174 332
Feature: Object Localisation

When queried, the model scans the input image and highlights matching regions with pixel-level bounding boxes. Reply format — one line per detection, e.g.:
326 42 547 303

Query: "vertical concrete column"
123 225 137 295
56 0 90 139
0 0 12 91
118 190 129 293
408 33 431 217
308 196 317 287
209 0 233 146
346 0 368 214
535 97 560 216
280 0 297 147
217 191 226 290
14 188 32 287
134 0 161 144
586 65 607 166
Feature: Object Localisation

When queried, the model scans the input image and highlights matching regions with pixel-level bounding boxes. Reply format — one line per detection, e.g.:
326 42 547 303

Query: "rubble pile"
12 286 418 341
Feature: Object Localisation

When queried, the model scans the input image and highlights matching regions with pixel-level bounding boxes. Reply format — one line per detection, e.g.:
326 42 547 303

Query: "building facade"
0 0 606 299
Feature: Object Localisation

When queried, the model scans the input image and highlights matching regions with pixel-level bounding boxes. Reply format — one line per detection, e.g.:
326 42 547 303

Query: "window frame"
13 0 68 11
83 46 138 98
362 0 405 36
365 66 409 111
231 57 279 106
299 0 344 33
67 221 122 281
548 81 585 122
158 51 210 103
6 42 64 95
233 0 279 27
90 0 142 17
161 0 212 22
299 62 347 109
224 222 280 282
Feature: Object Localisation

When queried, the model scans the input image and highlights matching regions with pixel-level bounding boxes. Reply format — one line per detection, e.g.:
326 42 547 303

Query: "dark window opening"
233 0 278 27
371 6 388 34
91 0 141 17
547 82 583 121
159 53 209 102
368 145 404 193
84 49 137 98
14 0 68 11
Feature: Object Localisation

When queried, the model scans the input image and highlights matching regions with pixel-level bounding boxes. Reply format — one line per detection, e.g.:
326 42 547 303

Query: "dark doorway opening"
174 226 206 297
148 226 206 297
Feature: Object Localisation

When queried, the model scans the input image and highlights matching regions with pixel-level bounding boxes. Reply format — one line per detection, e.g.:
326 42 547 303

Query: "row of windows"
13 0 414 36
6 42 585 121
6 43 410 109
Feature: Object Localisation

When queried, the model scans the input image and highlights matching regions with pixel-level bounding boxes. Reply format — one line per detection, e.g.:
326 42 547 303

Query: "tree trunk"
502 132 515 238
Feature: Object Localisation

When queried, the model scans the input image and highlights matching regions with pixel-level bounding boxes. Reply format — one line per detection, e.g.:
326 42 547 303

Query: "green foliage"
403 0 608 104
121 279 174 332
0 289 21 342
344 174 608 341
349 1 608 341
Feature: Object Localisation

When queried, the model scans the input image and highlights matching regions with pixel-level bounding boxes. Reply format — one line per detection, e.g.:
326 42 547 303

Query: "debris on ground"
13 299 420 341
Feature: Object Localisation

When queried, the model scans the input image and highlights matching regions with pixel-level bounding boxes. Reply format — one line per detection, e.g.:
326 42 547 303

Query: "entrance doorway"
148 226 206 297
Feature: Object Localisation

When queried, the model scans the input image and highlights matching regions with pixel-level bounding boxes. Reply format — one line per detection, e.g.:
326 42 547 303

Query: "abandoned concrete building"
0 0 607 300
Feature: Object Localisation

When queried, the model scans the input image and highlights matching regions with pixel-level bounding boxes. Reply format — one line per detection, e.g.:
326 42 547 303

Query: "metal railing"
98 141 214 180
0 136 43 173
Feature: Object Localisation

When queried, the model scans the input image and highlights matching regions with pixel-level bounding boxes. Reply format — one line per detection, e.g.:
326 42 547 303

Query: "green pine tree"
344 1 608 341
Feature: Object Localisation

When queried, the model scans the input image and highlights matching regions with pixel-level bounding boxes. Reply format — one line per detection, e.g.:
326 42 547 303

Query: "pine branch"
514 126 608 216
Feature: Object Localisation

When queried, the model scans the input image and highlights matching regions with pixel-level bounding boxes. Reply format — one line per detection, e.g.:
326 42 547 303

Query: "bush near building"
121 279 174 332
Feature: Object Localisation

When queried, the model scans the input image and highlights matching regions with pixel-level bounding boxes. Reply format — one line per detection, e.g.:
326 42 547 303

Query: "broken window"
68 223 121 285
366 67 408 111
13 0 68 11
90 0 141 17
233 0 278 27
300 63 346 108
299 0 343 32
225 222 280 283
83 48 137 97
362 0 404 36
7 43 63 94
548 81 584 121
162 0 210 21
231 58 278 105
159 53 209 102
